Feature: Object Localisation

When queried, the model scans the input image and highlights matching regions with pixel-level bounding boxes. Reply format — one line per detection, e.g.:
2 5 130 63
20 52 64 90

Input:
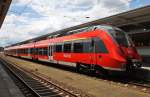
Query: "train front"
107 26 142 71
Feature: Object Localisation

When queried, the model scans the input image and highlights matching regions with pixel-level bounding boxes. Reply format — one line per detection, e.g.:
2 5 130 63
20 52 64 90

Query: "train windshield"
96 25 131 47
109 28 129 47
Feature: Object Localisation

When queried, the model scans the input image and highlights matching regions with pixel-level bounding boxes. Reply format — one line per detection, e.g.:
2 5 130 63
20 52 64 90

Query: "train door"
28 48 30 57
93 37 108 68
90 38 97 68
48 44 53 60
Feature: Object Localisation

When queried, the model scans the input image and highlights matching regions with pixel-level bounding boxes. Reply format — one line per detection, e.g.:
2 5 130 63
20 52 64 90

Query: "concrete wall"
137 47 150 64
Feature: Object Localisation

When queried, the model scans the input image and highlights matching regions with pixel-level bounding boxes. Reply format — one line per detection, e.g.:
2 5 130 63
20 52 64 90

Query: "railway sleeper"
30 84 46 88
36 89 52 92
28 83 46 87
35 87 50 90
38 91 59 96
27 81 44 85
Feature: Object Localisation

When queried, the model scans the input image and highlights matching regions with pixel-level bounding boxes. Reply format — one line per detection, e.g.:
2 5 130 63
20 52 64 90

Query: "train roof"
35 39 49 48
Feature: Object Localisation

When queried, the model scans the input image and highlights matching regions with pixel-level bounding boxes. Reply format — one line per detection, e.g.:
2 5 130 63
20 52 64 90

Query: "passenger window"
26 49 28 54
35 48 38 55
73 42 83 53
38 48 43 55
43 47 48 55
30 48 34 54
64 43 72 53
83 39 92 53
56 45 62 52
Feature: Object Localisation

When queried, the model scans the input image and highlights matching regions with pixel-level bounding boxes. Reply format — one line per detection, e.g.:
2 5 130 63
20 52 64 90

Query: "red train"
4 25 142 74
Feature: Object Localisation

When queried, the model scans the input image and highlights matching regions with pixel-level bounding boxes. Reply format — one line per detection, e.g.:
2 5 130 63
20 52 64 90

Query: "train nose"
126 59 142 70
125 47 142 60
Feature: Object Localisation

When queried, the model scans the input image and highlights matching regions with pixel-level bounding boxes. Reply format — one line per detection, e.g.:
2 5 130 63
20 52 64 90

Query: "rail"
0 57 80 97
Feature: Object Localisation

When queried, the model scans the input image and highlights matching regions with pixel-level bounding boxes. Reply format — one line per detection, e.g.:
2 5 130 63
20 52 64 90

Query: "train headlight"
132 59 142 68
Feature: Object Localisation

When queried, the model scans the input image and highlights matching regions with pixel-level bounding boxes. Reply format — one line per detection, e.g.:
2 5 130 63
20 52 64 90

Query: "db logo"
64 54 71 58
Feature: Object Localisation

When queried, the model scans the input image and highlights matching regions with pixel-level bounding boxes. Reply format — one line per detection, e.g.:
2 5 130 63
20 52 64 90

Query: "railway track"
101 72 150 93
102 73 150 93
0 57 84 97
127 80 150 91
0 55 150 96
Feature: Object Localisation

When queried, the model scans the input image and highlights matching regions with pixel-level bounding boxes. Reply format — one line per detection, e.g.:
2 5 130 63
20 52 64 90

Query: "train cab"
95 25 142 71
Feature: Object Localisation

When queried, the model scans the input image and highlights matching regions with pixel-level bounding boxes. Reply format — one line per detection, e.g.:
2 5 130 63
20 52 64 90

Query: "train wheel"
76 63 81 72
95 66 109 77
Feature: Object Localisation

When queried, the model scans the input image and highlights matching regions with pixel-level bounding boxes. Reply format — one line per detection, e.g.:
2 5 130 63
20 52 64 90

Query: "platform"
0 62 24 97
142 66 150 71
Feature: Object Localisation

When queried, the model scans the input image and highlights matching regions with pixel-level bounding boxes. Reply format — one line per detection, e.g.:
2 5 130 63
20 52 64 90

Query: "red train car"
4 25 142 74
17 43 35 58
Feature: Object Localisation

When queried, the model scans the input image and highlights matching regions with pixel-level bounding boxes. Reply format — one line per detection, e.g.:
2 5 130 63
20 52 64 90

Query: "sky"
0 0 150 47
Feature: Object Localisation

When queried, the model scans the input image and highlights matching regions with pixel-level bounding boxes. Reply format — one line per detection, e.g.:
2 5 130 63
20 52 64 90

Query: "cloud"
0 0 133 47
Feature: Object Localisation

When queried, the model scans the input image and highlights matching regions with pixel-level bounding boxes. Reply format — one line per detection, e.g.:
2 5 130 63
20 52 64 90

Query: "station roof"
85 5 150 27
8 5 150 46
0 0 12 28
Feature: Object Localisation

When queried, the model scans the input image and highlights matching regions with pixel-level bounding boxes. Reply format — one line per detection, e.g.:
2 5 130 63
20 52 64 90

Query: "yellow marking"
64 38 87 42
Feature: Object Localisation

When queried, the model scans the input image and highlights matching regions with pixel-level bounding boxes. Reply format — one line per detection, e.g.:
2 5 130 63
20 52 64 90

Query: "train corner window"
94 37 108 53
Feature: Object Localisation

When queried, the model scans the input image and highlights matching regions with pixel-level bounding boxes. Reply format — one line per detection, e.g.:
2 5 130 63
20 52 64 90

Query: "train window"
43 47 48 55
23 49 24 54
23 49 25 54
25 49 28 54
73 42 83 53
109 29 129 47
37 48 39 54
21 49 23 54
25 49 27 54
30 48 34 54
38 48 43 55
96 25 129 47
64 43 72 53
66 27 90 35
83 39 92 53
22 49 23 54
19 49 21 54
30 48 32 54
20 49 23 54
22 49 24 54
34 48 38 55
94 37 108 53
53 45 56 52
56 45 62 52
